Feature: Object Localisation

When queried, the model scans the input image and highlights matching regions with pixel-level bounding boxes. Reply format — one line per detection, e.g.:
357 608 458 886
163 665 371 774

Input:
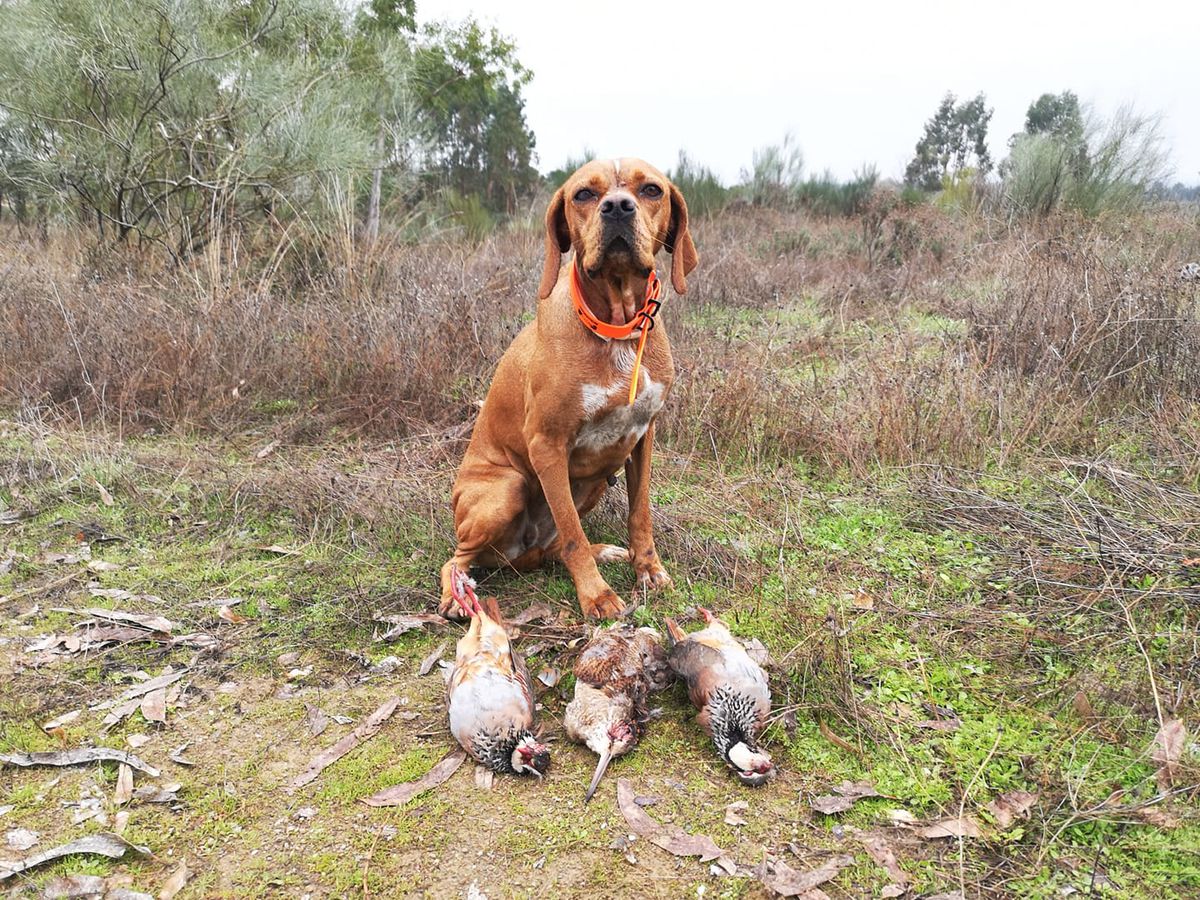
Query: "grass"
2 200 1199 896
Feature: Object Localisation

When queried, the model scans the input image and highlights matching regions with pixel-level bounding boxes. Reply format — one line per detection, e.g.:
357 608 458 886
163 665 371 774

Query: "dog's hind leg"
439 465 527 618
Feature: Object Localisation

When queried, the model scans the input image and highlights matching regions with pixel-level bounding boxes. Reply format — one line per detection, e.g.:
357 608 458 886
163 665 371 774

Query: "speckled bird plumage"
563 623 671 801
665 608 775 786
446 590 549 777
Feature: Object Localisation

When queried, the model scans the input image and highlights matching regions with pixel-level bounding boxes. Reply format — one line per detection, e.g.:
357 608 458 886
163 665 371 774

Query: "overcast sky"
417 0 1198 185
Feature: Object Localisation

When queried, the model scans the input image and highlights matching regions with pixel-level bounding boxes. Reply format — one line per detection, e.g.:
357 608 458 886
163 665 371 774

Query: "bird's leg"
450 566 481 617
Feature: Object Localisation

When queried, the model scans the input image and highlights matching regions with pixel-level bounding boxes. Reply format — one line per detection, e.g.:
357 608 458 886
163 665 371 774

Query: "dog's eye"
640 184 663 198
573 188 596 202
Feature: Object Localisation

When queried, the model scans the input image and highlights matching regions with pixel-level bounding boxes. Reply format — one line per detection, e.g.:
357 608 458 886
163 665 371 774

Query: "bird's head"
583 718 638 803
727 740 775 787
511 732 551 778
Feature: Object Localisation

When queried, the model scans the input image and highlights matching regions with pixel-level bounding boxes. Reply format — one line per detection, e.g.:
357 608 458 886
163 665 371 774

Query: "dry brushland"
1 200 1199 898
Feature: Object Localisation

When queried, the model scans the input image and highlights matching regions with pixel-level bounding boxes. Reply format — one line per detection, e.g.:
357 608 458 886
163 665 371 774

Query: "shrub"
669 151 729 219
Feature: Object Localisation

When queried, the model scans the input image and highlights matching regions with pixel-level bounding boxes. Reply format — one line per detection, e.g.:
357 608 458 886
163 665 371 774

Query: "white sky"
417 0 1199 185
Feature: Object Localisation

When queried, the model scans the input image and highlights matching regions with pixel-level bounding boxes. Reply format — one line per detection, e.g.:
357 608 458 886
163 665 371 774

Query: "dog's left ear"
538 187 571 299
665 183 699 294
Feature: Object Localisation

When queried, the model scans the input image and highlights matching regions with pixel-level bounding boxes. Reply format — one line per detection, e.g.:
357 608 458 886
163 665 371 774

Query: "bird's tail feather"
664 616 685 649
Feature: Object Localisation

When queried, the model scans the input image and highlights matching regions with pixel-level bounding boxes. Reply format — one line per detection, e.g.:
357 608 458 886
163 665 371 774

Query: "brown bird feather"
665 608 775 785
446 582 550 777
564 623 671 801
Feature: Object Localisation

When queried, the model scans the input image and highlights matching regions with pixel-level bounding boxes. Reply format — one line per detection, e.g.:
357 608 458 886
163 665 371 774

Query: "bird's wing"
668 637 729 711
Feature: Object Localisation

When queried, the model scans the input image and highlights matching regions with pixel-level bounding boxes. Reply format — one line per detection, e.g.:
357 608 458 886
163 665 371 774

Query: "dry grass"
4 201 1199 483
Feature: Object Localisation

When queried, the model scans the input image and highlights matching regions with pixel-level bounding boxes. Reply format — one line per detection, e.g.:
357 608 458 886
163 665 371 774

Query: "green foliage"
441 187 495 242
0 0 419 255
546 148 596 188
794 166 878 217
739 137 876 216
1003 104 1168 218
1022 91 1085 149
669 151 729 219
905 92 993 191
411 19 537 214
743 132 805 206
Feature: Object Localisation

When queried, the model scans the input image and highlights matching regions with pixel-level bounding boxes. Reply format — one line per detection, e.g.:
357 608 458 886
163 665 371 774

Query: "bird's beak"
584 747 614 804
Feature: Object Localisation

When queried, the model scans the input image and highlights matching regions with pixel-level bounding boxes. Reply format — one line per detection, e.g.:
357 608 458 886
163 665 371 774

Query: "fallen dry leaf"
158 860 188 899
133 783 181 804
508 603 554 626
418 640 448 677
755 854 854 897
256 544 297 555
1151 718 1187 792
168 743 195 767
87 559 122 573
42 710 81 731
114 763 134 805
89 477 115 507
742 637 770 666
305 704 329 737
255 440 281 459
880 885 906 898
914 718 961 732
0 832 150 880
373 612 447 641
724 800 748 826
140 689 167 724
361 748 467 807
5 829 38 852
810 780 880 815
114 810 130 835
1132 804 1181 828
291 696 401 789
92 671 186 713
474 765 495 791
818 719 861 757
616 778 724 862
987 789 1038 829
218 605 249 625
859 833 909 885
916 816 985 839
0 748 159 777
74 608 173 633
536 667 560 688
126 734 150 749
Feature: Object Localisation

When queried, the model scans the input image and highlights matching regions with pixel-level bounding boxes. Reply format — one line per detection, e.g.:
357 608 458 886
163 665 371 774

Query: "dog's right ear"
538 187 571 299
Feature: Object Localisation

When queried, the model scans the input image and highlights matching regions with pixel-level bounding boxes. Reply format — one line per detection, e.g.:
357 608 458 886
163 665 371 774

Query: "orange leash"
569 264 662 405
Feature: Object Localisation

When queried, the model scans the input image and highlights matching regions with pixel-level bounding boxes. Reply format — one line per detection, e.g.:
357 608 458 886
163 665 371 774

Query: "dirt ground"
2 414 1197 899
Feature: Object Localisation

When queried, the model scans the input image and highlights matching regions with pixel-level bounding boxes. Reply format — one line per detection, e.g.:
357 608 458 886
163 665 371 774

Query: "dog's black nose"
600 193 636 221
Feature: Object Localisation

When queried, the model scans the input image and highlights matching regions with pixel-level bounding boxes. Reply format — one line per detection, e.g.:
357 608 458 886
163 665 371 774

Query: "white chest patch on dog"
575 372 665 453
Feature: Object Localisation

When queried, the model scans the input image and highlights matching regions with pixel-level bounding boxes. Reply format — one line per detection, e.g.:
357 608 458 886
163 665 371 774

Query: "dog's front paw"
633 551 672 591
580 586 626 620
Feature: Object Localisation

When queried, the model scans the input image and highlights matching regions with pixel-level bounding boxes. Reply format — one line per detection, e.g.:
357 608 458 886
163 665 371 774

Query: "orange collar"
569 264 662 343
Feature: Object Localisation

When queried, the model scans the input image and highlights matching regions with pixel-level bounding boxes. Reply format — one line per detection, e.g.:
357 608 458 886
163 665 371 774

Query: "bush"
1002 105 1169 219
669 152 729 219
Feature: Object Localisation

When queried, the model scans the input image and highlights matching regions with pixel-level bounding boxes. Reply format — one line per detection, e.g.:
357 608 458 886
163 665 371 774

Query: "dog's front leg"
527 434 625 619
625 422 671 590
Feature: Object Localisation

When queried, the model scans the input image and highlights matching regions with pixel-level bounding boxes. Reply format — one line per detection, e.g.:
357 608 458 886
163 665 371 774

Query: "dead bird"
665 607 775 786
563 623 672 802
445 573 550 778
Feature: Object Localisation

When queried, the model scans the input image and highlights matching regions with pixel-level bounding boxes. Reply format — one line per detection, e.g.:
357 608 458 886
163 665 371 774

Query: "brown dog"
439 158 698 619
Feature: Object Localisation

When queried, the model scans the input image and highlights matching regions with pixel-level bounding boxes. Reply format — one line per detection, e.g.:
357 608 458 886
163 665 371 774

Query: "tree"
904 92 993 191
1023 91 1084 146
352 0 420 243
410 19 537 214
0 0 421 257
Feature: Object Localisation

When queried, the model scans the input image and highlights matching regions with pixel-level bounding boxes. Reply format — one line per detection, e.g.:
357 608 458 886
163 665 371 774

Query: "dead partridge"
665 607 775 786
446 573 550 778
563 623 672 802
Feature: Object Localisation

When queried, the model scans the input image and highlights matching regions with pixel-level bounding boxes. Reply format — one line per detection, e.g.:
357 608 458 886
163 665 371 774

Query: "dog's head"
539 158 699 299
